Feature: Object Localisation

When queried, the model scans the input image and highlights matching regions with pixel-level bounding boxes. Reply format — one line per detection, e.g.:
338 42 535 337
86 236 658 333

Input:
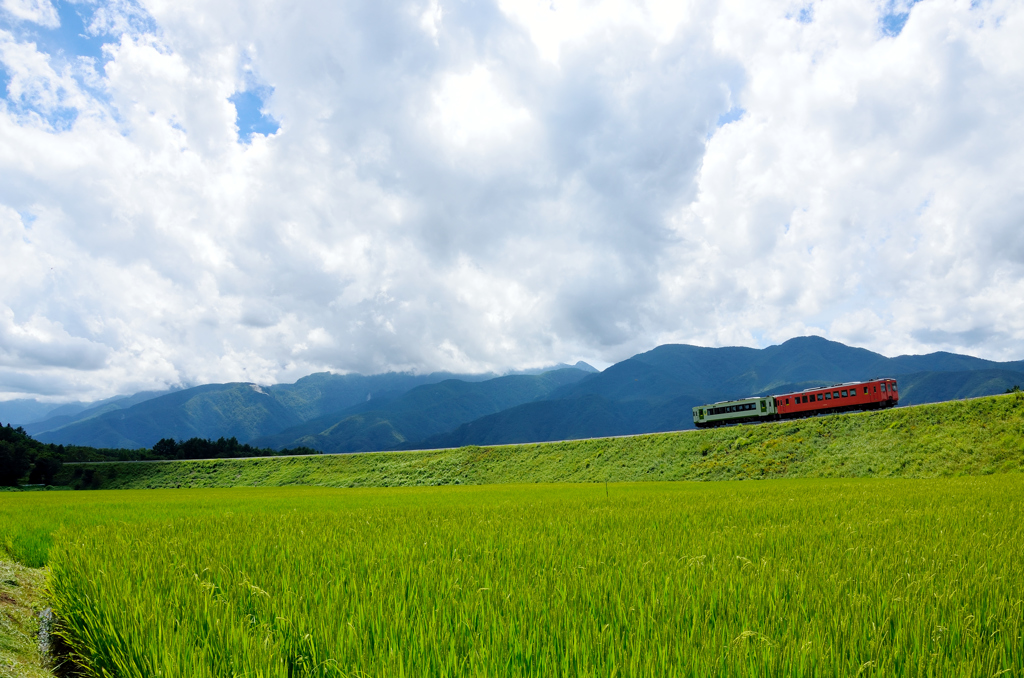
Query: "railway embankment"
54 392 1024 490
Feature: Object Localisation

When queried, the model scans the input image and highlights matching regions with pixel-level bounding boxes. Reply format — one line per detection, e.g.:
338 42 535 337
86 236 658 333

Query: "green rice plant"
42 477 1024 677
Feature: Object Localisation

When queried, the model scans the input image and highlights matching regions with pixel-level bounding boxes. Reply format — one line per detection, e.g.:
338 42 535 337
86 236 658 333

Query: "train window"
824 392 831 400
881 383 886 392
785 398 790 404
841 390 848 397
833 391 840 398
864 387 868 394
802 395 808 403
874 386 877 392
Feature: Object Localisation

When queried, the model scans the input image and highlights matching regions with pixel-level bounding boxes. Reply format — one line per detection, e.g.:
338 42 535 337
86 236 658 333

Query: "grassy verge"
55 393 1024 491
0 561 56 678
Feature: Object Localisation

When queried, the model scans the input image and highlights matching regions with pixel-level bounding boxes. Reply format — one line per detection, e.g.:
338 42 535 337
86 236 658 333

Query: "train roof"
792 377 896 393
700 395 768 406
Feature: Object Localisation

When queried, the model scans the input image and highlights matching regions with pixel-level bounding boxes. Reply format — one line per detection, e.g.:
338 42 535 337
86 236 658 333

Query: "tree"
0 424 34 486
151 438 178 458
29 450 64 485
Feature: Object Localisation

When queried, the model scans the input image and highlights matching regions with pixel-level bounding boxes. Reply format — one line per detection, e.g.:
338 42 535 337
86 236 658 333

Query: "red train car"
774 378 898 419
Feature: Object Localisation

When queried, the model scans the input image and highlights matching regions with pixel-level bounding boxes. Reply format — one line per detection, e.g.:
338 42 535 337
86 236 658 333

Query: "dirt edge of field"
0 560 60 678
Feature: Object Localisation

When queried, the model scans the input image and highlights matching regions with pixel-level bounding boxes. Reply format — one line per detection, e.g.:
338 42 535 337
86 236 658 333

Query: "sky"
0 0 1022 402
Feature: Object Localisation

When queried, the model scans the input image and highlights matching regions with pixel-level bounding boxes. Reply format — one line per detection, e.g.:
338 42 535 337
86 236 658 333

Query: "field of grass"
54 393 1024 492
10 477 1017 677
2 394 1021 676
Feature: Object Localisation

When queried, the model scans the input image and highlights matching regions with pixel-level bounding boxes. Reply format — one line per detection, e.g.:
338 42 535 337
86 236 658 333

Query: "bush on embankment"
54 393 1024 490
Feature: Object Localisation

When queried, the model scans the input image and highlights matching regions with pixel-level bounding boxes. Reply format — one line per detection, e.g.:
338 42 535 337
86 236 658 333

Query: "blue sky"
1 0 1022 401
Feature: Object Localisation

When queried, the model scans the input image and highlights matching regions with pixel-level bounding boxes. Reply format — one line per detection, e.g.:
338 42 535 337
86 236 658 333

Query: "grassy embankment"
28 477 1024 676
56 393 1024 491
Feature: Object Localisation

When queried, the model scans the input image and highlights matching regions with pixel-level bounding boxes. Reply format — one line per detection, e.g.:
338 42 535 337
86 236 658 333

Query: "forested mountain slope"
35 371 491 449
252 368 593 453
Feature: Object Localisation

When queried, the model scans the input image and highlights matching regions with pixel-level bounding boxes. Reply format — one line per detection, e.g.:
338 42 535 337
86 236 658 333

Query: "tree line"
0 422 319 487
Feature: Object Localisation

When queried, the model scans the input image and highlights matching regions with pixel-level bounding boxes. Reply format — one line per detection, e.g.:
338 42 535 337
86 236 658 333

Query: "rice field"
22 477 1021 677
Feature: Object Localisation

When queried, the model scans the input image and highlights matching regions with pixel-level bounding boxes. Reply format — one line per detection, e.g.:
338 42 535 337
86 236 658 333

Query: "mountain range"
2 338 1021 452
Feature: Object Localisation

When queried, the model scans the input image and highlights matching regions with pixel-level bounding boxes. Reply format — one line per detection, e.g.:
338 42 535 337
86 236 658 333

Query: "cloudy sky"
1 0 1022 401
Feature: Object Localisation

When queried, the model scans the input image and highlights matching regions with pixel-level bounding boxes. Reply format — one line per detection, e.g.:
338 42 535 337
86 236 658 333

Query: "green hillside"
546 336 1024 406
253 368 592 453
56 392 1024 490
34 371 490 449
37 383 304 449
409 393 694 448
896 368 1024 404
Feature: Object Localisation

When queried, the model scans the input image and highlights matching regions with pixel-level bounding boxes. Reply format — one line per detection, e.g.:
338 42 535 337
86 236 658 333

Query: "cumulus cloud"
1 0 59 29
0 0 1022 401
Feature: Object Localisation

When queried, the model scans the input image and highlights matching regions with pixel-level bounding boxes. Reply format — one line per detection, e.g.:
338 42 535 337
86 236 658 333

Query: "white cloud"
1 0 58 29
430 65 532 150
0 0 1022 402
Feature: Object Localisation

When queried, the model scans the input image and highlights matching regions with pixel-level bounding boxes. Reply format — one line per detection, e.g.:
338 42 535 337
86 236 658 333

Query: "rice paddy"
15 476 1022 676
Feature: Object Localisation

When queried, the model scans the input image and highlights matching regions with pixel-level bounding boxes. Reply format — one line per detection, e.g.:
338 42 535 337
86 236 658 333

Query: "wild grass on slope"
45 478 1024 677
0 560 56 678
55 393 1024 493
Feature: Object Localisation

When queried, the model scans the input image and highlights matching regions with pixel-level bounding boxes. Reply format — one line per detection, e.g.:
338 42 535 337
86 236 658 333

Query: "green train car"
692 396 777 428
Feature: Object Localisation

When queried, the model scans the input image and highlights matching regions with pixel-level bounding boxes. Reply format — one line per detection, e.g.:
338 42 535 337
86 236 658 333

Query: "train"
692 378 899 428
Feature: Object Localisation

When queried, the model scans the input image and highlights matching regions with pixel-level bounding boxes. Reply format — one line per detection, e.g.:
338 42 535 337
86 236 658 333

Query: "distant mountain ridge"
414 337 1024 449
250 368 592 453
32 371 494 449
14 336 1023 452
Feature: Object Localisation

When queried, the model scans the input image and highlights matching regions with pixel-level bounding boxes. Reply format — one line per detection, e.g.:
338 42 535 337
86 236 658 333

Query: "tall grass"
42 477 1024 677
